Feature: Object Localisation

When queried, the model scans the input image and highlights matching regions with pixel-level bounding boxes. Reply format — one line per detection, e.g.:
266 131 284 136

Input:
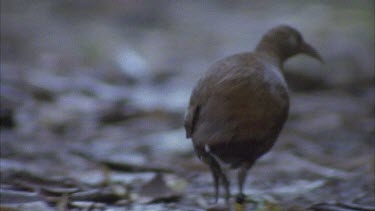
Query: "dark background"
1 1 374 210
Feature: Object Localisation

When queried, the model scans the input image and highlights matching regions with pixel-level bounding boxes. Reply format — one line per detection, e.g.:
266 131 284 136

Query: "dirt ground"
1 1 374 210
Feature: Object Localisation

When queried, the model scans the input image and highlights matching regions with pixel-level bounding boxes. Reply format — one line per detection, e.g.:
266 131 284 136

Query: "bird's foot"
235 193 246 204
234 193 246 211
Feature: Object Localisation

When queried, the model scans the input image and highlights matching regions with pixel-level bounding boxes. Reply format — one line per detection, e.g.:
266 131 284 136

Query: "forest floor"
1 1 374 210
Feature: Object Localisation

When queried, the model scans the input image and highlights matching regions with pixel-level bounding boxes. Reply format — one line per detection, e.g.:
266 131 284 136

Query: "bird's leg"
210 166 220 203
200 150 229 204
220 171 230 204
207 156 230 204
236 165 248 204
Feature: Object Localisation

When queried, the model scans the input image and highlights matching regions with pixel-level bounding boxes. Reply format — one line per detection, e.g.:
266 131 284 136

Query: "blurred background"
1 0 374 210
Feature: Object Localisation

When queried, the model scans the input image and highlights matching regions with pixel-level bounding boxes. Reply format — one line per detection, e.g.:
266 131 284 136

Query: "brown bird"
184 25 322 204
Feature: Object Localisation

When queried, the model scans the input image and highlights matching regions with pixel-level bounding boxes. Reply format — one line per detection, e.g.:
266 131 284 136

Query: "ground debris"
137 173 182 204
310 202 375 211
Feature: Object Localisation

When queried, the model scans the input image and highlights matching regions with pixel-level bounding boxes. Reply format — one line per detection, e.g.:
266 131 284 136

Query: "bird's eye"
288 35 298 47
296 32 303 45
288 33 302 47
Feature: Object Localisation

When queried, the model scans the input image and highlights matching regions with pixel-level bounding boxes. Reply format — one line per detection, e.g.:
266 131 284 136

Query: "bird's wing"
184 104 200 138
184 53 253 139
184 81 206 138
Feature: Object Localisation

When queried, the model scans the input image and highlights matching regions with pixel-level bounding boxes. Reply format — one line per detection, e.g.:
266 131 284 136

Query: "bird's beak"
300 41 324 63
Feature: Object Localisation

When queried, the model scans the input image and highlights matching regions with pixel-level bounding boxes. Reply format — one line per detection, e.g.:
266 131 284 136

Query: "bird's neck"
255 42 285 69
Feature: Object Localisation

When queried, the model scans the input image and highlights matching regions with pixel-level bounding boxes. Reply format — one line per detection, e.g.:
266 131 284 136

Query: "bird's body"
184 25 322 204
186 53 289 167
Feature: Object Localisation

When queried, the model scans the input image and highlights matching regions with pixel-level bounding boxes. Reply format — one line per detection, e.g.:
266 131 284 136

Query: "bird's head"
256 25 323 64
